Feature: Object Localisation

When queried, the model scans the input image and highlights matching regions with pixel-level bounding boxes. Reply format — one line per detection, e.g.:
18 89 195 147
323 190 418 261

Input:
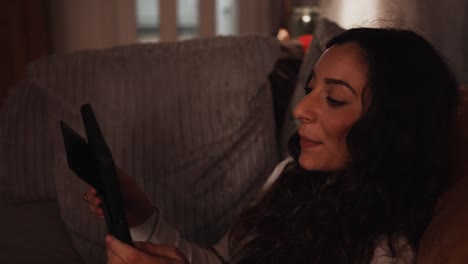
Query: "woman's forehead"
314 43 368 94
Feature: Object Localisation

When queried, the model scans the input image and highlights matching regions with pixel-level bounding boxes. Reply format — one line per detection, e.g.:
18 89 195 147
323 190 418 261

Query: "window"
216 0 238 35
177 0 199 40
136 0 238 42
136 0 160 42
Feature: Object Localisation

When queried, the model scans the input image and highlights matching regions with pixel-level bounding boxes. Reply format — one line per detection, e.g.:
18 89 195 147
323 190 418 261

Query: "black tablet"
60 104 133 246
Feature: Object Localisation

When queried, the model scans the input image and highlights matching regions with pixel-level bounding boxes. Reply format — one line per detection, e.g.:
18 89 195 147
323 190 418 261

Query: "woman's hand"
84 167 155 227
106 235 189 264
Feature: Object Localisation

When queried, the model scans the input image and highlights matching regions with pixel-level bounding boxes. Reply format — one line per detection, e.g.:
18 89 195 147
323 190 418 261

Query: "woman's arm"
130 157 295 263
130 206 230 264
86 158 293 263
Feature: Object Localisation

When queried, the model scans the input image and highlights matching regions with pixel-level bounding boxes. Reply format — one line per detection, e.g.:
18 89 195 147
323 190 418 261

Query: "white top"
130 158 415 264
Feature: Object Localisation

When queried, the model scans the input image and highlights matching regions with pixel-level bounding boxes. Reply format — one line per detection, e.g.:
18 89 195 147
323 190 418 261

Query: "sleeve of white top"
130 207 223 264
130 157 294 264
259 157 293 192
370 237 415 264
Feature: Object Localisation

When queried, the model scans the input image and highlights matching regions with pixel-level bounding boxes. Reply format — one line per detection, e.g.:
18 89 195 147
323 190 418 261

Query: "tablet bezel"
60 104 133 246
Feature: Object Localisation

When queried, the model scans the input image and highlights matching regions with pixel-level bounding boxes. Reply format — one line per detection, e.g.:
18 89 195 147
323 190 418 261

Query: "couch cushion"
417 89 468 263
0 202 83 263
27 35 281 263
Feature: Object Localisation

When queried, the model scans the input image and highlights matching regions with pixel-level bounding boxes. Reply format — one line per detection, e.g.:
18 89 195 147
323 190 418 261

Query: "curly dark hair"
230 28 460 263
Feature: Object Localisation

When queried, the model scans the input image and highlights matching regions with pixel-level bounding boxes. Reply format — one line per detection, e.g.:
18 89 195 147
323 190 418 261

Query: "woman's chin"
298 153 346 172
298 155 319 171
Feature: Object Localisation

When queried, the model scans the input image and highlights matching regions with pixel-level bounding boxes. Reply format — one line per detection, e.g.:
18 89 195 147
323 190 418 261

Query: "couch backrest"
1 35 281 263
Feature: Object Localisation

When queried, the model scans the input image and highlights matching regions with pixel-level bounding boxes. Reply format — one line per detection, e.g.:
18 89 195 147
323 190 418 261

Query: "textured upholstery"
0 81 61 205
2 35 281 263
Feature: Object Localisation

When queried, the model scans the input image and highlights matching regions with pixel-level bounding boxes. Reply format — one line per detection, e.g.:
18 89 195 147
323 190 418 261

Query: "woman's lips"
299 136 322 148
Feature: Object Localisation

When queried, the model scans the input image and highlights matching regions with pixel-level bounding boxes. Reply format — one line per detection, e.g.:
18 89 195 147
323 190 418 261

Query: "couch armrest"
0 80 61 205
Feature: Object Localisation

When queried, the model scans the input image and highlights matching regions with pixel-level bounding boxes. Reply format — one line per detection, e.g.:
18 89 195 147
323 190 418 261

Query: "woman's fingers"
106 236 188 264
87 184 97 194
106 235 131 263
107 246 127 264
106 236 153 264
87 193 101 206
84 185 104 217
86 185 101 204
84 185 102 206
134 242 189 263
88 204 104 217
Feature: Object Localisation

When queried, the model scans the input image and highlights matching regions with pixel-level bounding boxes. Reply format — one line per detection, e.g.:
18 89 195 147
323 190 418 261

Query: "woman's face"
293 43 368 172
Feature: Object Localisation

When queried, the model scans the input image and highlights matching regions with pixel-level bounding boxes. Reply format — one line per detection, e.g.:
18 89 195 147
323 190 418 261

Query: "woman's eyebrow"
324 78 357 96
308 70 357 96
306 71 316 85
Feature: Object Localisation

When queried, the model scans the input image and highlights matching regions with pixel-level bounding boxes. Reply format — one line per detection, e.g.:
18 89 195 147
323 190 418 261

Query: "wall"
238 0 272 35
0 0 50 103
49 0 136 53
319 0 468 84
48 0 273 51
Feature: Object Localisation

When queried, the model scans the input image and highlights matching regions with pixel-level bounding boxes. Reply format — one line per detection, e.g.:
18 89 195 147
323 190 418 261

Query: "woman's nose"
293 93 318 124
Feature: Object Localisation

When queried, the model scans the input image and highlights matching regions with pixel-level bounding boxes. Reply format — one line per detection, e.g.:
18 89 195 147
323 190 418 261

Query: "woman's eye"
326 97 346 107
304 87 312 95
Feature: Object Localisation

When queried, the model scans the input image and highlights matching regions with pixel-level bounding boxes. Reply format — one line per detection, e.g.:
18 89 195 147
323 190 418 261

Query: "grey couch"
0 35 283 263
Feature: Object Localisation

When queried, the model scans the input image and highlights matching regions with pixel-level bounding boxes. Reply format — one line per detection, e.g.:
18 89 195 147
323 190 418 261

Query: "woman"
85 28 459 263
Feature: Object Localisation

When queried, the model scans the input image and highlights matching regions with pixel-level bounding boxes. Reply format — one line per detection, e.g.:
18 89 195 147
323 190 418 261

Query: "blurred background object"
287 5 320 38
